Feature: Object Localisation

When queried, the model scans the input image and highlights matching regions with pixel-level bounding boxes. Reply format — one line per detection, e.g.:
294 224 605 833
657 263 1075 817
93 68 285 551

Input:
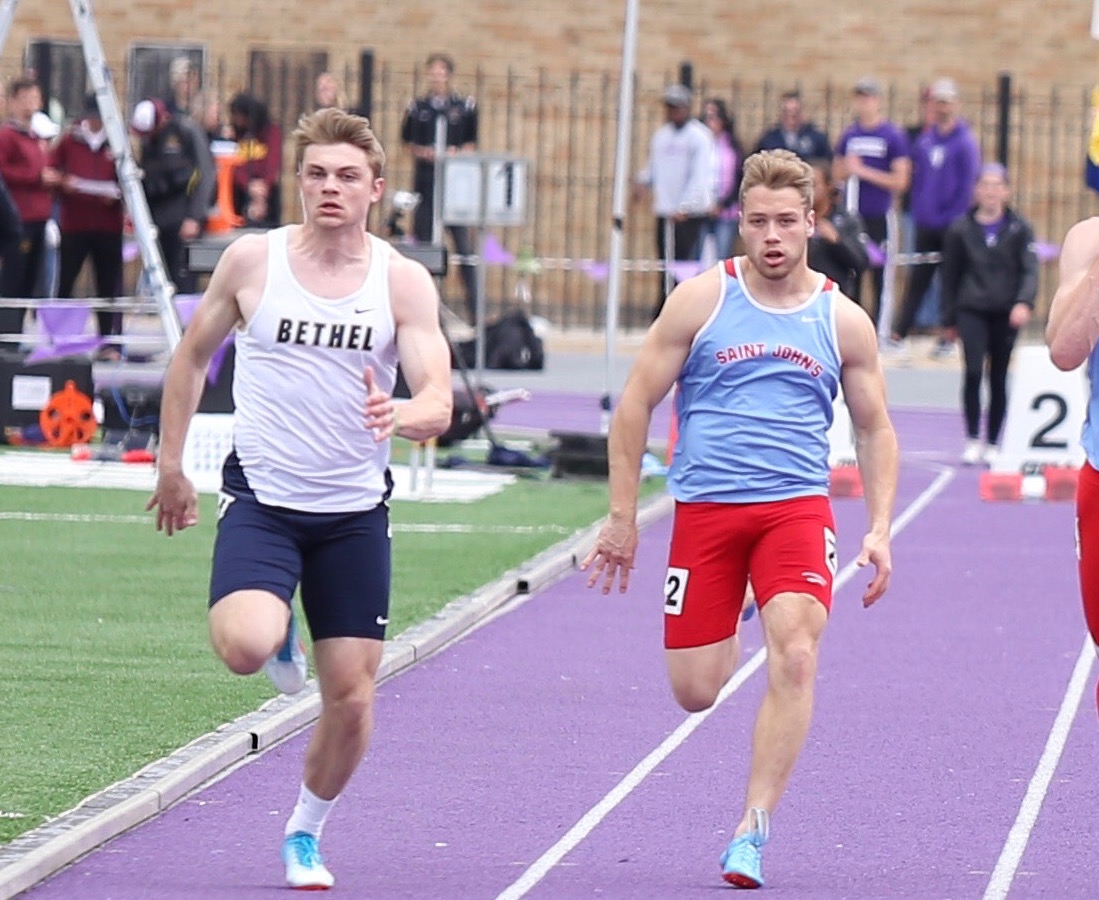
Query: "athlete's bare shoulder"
1060 217 1099 275
659 263 723 341
385 242 442 324
214 230 270 285
832 288 878 365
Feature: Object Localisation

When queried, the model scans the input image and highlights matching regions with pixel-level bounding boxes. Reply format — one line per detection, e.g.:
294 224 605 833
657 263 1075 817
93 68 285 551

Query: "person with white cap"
891 77 980 354
131 96 212 289
634 82 715 319
0 74 61 348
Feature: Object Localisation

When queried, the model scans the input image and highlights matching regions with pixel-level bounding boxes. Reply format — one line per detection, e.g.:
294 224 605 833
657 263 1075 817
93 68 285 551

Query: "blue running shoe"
282 830 334 890
740 584 757 622
720 807 770 889
264 610 307 695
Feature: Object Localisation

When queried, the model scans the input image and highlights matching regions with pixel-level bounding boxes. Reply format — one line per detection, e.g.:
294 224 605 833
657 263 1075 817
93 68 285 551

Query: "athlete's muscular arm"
1046 217 1099 371
384 253 453 443
582 267 720 594
836 295 899 606
147 235 260 535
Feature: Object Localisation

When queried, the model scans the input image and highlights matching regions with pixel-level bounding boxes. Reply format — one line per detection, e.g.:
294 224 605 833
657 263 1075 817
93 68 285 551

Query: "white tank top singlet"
231 226 398 512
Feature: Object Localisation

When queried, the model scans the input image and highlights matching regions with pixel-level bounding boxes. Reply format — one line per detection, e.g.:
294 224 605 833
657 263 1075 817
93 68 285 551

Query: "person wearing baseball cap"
131 95 211 289
634 82 715 318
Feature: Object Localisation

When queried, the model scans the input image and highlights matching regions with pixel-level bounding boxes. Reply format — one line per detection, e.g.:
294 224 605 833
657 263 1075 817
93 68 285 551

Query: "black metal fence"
20 42 1099 328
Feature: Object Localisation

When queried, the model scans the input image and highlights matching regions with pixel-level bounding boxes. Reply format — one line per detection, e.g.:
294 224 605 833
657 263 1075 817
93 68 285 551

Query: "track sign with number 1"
992 344 1087 474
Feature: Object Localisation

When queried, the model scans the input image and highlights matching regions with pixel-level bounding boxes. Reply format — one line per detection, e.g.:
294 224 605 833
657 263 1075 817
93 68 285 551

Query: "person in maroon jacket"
0 75 61 350
227 93 282 228
50 94 125 356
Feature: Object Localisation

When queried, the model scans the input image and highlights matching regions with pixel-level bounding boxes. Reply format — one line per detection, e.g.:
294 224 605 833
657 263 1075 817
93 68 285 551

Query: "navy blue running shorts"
209 452 392 641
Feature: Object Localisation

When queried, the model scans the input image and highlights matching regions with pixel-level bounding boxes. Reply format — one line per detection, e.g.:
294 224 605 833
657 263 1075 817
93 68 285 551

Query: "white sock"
285 783 337 839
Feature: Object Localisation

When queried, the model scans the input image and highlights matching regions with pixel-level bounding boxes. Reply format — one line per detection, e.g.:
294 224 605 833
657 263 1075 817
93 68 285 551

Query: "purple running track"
21 406 1097 900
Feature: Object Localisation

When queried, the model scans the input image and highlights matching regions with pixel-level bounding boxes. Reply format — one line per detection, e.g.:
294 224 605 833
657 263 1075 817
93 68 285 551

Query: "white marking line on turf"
0 510 572 535
983 635 1096 900
495 465 956 900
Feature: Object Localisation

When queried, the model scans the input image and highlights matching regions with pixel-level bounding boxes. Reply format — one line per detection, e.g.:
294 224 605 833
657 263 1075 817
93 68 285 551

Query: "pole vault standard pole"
600 0 640 434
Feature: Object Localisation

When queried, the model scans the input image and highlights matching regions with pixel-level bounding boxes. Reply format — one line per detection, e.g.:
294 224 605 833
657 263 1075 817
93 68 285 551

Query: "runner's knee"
768 638 818 691
208 590 289 674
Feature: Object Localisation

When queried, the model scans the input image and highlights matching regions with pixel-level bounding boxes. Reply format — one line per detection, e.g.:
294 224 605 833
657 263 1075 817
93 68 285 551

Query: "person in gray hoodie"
891 78 980 346
939 162 1038 466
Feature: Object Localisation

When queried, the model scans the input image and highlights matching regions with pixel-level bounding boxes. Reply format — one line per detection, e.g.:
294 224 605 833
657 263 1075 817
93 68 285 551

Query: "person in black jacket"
132 98 213 290
807 159 869 299
754 91 831 162
939 162 1038 467
400 53 479 323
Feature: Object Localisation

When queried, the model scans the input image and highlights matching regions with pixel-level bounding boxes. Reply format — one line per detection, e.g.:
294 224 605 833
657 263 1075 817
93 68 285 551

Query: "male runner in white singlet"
584 149 899 889
148 107 453 890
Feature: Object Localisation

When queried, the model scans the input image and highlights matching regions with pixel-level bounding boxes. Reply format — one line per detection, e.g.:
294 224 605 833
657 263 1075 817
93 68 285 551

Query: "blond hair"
738 148 814 211
292 107 386 177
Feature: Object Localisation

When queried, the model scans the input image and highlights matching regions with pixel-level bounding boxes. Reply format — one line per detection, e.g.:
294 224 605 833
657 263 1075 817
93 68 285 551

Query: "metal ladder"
0 0 182 351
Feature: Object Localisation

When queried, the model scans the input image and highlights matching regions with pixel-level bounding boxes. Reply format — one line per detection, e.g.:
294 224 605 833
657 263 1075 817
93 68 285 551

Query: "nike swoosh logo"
375 615 389 626
355 306 375 314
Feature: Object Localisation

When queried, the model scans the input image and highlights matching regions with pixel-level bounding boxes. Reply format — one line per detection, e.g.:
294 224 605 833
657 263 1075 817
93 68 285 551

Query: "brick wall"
10 0 1099 98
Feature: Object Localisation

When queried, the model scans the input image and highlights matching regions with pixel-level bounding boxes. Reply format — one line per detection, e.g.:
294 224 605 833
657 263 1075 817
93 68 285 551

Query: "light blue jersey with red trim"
666 257 843 503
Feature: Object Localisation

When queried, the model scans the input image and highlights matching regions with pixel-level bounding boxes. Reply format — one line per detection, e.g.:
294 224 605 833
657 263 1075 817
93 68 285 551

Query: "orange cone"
206 153 244 234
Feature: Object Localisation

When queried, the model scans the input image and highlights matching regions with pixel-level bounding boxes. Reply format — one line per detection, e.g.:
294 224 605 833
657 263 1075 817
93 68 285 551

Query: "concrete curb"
0 490 673 900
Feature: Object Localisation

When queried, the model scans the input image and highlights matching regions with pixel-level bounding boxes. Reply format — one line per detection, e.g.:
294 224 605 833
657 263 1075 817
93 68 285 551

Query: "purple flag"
481 233 515 266
668 260 704 283
27 304 105 362
580 260 610 282
1034 241 1060 263
173 293 233 385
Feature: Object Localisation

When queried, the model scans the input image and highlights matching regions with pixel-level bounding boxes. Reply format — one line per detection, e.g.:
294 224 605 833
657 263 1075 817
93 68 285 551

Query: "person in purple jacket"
891 77 981 349
833 77 910 327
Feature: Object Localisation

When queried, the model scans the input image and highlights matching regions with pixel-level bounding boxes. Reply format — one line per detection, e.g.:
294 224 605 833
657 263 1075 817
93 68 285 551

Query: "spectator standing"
940 163 1037 466
634 83 714 319
699 97 744 261
400 53 479 324
807 158 870 299
228 93 283 229
131 98 209 289
0 75 61 347
892 78 980 352
833 77 910 328
314 72 348 112
900 87 937 329
166 56 202 121
191 92 231 146
51 94 125 356
755 90 832 162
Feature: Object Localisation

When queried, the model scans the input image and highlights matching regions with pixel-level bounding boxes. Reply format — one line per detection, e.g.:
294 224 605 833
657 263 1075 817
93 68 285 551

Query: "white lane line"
0 511 150 524
0 511 571 535
495 466 956 900
983 635 1096 900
